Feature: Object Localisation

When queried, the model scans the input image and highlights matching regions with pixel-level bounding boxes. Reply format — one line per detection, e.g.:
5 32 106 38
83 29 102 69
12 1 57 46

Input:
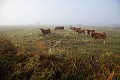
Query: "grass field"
0 26 120 80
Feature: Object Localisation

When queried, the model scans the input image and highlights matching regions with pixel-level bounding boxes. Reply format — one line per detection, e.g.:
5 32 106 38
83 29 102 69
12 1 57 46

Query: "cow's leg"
87 33 89 37
43 33 45 36
88 33 90 36
84 32 85 35
93 38 95 43
92 38 95 43
103 39 106 44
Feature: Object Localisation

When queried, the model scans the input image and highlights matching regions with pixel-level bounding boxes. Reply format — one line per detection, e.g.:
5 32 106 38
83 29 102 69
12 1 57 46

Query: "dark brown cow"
54 26 64 30
71 27 76 31
91 32 106 44
77 29 85 35
40 28 51 35
86 29 95 36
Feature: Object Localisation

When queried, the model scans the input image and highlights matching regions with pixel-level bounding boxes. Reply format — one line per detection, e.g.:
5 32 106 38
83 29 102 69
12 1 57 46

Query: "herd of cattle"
40 26 106 44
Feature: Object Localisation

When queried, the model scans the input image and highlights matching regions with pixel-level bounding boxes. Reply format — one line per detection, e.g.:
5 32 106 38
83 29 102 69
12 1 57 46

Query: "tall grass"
0 27 120 80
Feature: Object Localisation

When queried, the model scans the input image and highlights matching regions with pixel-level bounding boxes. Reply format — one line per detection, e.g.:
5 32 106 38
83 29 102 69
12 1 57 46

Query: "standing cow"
40 28 51 35
70 26 75 31
91 32 106 44
77 29 85 35
54 26 64 30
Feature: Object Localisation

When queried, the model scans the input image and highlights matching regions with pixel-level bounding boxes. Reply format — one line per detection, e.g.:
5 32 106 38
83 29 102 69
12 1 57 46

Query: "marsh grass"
0 27 120 80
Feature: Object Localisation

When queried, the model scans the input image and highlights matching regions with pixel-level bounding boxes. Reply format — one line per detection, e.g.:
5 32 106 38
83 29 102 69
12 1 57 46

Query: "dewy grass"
0 27 120 80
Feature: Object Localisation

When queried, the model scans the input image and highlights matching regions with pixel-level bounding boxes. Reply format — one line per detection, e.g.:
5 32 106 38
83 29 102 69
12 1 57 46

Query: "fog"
0 0 120 27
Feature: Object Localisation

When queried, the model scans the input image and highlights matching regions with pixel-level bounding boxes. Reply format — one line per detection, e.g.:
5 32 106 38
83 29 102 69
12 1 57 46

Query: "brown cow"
40 28 51 35
86 29 95 36
91 32 106 44
77 29 85 35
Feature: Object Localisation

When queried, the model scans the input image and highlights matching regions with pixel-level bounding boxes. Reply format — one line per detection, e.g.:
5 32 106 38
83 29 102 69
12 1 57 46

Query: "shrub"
0 34 17 56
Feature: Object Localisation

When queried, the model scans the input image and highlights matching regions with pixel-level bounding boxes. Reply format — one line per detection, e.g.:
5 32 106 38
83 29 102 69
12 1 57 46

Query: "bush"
0 34 17 56
0 34 18 79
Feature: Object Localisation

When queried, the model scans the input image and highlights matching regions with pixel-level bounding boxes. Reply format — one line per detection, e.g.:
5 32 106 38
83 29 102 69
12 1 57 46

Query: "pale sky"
0 0 120 25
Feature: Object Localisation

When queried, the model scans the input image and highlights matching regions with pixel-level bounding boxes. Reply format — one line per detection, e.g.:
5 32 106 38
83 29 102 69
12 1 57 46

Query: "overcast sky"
0 0 120 25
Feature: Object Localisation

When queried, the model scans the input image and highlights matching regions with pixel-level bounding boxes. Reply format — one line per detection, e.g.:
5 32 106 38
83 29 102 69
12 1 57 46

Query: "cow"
40 28 51 35
86 29 95 36
74 28 81 32
54 26 64 30
70 26 75 30
70 26 81 32
71 27 76 31
91 32 106 44
77 29 85 35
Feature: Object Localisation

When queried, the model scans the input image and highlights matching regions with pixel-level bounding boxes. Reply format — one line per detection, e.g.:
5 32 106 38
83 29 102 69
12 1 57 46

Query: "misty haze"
0 0 120 26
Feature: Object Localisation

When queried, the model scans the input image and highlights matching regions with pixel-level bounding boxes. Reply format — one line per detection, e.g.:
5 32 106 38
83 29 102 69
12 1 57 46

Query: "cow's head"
40 29 43 31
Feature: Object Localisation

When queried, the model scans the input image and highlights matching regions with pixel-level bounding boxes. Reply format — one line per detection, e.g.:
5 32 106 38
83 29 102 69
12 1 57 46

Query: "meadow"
0 26 120 80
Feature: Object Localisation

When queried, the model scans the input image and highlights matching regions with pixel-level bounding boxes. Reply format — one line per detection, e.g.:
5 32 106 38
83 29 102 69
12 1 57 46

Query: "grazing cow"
86 29 95 36
77 29 85 35
54 26 64 30
40 28 51 35
91 32 106 44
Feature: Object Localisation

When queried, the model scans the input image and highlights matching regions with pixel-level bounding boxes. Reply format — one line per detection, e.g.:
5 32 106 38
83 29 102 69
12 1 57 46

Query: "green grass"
0 26 120 80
